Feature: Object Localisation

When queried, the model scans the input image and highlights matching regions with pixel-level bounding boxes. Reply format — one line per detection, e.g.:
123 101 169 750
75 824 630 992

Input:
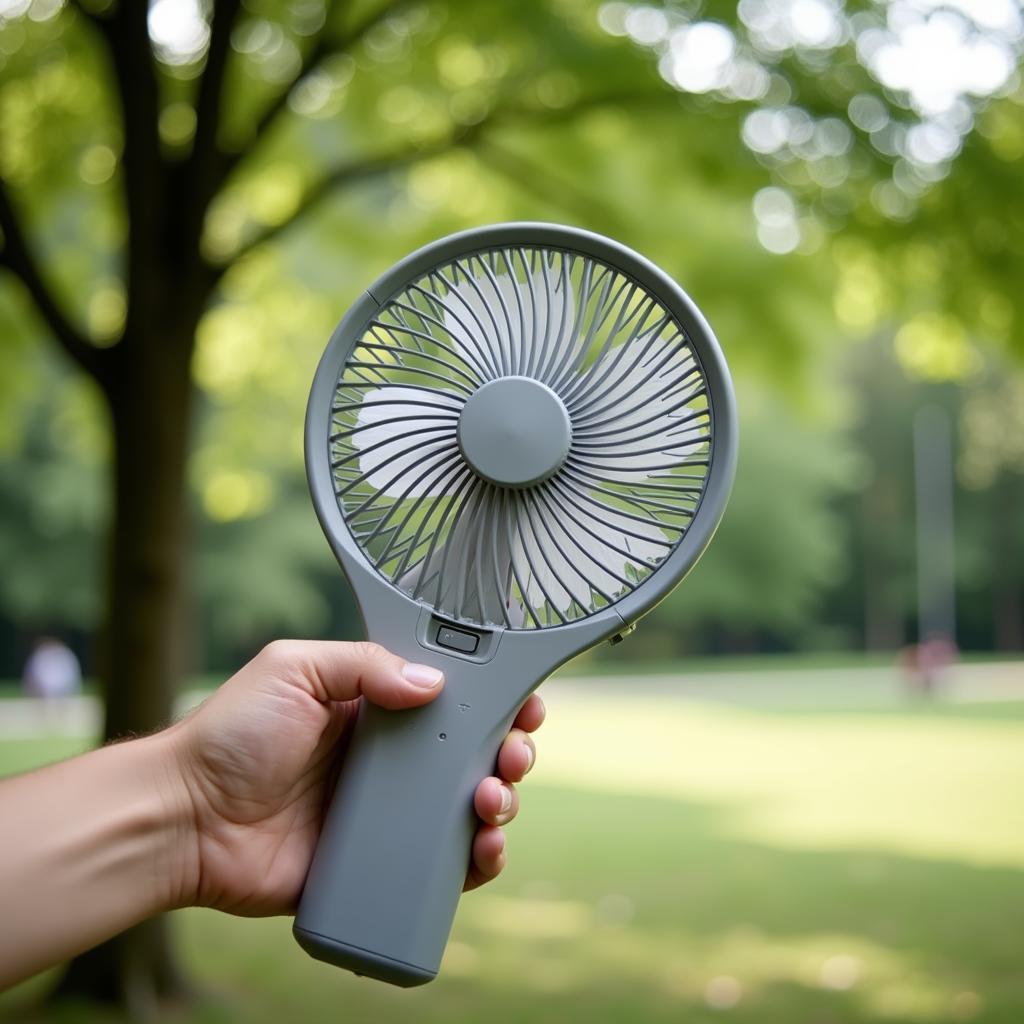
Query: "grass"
0 649 1017 698
0 737 91 777
2 676 1023 1023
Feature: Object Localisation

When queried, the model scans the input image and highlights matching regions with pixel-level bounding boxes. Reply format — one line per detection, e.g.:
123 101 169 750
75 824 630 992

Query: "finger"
259 640 444 711
513 693 546 733
464 825 506 892
496 729 535 783
317 701 363 805
474 776 518 826
308 699 358 768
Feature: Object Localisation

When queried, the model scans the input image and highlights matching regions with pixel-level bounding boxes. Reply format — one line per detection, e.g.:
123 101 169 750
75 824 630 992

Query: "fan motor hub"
457 377 571 488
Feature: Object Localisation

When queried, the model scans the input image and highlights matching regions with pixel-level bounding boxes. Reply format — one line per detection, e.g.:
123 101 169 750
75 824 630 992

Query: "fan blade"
441 260 576 382
508 486 668 618
400 485 515 627
352 387 462 497
570 333 709 477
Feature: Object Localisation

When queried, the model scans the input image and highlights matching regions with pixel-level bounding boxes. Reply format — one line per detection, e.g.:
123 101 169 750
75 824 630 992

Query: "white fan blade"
353 386 462 497
512 491 668 615
443 263 575 379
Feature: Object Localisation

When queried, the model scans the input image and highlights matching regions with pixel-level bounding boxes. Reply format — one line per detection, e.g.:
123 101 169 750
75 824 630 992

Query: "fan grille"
329 245 713 629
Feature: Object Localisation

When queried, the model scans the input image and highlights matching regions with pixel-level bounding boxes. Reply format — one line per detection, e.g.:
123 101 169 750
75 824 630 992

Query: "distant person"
898 632 958 697
22 636 82 701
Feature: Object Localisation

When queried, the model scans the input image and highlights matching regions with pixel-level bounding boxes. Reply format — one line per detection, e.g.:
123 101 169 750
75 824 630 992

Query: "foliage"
647 380 858 653
0 354 106 632
1 0 1023 677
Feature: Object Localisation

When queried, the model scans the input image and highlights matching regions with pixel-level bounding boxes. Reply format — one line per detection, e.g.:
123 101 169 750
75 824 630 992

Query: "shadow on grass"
514 785 1024 959
4 784 1022 1024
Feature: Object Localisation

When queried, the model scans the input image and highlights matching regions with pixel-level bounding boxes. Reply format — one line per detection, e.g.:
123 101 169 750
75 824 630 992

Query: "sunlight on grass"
457 904 960 1021
535 687 1024 868
2 684 1022 1023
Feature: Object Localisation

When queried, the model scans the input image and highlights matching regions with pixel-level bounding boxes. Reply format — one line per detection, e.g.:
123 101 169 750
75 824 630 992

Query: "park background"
0 0 1023 1021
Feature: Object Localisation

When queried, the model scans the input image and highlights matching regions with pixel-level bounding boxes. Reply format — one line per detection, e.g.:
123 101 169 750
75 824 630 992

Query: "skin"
0 640 543 990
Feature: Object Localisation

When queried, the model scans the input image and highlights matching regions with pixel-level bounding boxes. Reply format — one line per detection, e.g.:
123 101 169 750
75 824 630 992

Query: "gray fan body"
294 223 737 986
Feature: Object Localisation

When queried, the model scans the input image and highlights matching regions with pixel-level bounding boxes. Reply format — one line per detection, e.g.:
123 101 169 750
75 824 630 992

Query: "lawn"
2 674 1023 1023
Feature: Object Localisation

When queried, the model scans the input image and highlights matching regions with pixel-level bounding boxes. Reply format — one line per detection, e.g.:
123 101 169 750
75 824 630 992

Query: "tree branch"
0 177 108 382
205 87 681 287
223 0 413 177
186 0 412 259
190 0 242 174
68 0 114 44
206 126 479 286
498 86 685 129
239 5 338 157
84 0 163 332
475 139 623 229
181 0 242 254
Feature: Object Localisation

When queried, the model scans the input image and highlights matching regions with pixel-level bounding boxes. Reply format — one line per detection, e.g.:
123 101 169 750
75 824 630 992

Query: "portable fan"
294 223 737 986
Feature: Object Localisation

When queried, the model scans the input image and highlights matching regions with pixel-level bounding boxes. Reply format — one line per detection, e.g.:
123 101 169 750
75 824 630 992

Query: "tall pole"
913 406 956 643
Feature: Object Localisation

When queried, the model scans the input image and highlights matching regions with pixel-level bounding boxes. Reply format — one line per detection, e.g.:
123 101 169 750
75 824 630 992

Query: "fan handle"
293 636 542 986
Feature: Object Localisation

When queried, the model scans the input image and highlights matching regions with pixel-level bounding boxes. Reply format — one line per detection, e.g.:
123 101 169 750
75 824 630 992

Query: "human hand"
165 641 544 915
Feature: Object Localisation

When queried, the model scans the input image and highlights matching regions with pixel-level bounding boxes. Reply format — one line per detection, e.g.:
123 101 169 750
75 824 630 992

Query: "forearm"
0 731 195 990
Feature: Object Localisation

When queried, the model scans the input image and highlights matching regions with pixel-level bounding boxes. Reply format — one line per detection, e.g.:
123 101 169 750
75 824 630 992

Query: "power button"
435 625 480 654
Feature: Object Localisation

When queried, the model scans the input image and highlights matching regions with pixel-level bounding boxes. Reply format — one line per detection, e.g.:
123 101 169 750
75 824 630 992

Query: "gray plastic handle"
293 644 541 986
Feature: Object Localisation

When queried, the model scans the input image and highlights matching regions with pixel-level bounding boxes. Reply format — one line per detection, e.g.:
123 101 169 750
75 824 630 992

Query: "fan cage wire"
328 244 714 630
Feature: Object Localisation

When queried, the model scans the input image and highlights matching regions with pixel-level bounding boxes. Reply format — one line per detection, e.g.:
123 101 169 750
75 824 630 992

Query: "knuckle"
350 640 391 664
257 639 316 690
259 639 300 667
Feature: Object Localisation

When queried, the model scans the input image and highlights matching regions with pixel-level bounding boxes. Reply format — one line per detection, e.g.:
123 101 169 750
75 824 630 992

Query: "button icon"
435 625 480 654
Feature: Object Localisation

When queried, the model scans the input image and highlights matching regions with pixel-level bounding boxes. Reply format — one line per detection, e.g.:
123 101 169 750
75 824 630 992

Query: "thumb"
261 640 445 711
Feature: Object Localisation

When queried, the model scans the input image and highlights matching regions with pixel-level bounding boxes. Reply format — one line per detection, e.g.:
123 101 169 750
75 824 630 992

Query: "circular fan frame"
311 224 737 634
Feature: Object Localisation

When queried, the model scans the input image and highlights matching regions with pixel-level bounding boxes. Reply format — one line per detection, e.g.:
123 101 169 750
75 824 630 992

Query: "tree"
0 0 727 1009
1 0 1022 1012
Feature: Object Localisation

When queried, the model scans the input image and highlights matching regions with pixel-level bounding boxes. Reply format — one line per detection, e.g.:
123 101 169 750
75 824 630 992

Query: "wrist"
138 724 202 912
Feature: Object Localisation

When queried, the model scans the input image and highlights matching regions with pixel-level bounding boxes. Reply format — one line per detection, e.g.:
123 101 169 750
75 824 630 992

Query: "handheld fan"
294 223 737 986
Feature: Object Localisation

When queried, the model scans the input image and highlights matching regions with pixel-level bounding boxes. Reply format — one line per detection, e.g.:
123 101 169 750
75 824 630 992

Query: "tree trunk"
49 331 197 1013
862 480 905 652
48 918 190 1019
101 339 194 740
993 473 1023 651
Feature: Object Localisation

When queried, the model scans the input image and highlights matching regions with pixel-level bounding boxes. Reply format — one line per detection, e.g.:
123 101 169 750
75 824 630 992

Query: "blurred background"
1 0 1022 1020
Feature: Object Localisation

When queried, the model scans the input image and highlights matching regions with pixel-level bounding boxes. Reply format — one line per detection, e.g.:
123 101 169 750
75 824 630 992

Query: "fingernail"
524 741 535 773
499 785 513 814
402 663 443 689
